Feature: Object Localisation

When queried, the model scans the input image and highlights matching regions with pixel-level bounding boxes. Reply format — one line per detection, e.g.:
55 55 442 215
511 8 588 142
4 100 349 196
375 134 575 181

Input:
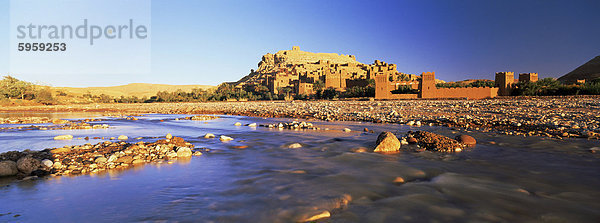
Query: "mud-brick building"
376 71 536 99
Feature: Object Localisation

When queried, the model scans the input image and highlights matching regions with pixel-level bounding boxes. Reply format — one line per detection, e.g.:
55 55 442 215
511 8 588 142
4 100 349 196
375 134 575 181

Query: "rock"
203 133 215 138
590 147 600 153
407 137 418 144
41 159 53 168
343 128 351 132
166 151 178 158
0 161 18 177
302 211 331 222
52 162 62 169
16 156 40 175
234 122 242 126
132 159 145 165
176 147 192 157
393 176 405 184
193 151 203 156
115 156 134 164
363 128 369 132
107 154 118 163
118 135 128 140
50 147 71 154
220 135 234 142
54 135 73 140
455 135 476 146
288 143 302 149
166 133 173 139
95 156 107 163
411 131 466 152
374 132 401 153
247 123 257 127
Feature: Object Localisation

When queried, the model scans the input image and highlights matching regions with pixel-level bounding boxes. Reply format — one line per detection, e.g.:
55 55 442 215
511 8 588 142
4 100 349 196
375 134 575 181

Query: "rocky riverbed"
0 113 598 222
2 97 598 140
0 135 202 179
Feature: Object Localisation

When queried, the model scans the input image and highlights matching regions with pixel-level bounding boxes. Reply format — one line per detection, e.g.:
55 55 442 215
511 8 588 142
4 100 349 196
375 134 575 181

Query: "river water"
0 114 599 222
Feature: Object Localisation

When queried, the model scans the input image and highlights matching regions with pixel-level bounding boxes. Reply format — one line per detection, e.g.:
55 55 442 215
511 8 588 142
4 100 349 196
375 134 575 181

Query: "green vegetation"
390 85 419 94
0 76 55 104
436 80 495 88
512 78 600 96
3 75 599 105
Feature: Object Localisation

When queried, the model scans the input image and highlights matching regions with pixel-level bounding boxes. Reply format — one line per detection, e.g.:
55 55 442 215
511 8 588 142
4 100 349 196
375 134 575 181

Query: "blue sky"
1 0 599 87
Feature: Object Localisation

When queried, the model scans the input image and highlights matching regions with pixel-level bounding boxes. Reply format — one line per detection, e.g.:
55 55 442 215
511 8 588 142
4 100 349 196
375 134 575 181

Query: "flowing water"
0 114 599 222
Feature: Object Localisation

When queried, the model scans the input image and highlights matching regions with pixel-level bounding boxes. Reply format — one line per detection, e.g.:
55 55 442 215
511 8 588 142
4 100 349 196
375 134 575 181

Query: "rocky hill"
558 56 600 83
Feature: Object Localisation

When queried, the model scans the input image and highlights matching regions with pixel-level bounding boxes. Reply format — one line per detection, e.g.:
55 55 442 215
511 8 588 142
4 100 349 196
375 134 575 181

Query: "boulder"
166 133 173 139
0 161 18 177
374 132 401 153
54 135 73 140
176 147 192 157
118 135 128 140
16 156 41 175
234 122 242 126
455 135 476 146
41 159 53 168
343 128 352 132
247 123 257 127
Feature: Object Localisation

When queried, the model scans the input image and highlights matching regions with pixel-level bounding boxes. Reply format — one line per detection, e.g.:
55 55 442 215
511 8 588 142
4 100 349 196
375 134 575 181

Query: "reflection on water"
0 114 599 222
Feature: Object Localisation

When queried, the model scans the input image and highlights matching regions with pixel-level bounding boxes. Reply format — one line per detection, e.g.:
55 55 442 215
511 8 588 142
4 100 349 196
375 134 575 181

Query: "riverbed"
1 114 599 222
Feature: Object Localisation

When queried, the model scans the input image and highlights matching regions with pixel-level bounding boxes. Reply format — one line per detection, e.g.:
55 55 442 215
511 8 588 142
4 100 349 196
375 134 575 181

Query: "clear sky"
1 0 599 87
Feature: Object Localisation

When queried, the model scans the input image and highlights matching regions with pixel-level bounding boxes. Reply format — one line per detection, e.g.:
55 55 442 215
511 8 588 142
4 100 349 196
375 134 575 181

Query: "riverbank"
1 97 598 140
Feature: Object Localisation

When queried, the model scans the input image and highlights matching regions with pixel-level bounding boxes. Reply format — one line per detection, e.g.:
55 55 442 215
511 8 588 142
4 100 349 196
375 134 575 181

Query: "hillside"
54 83 214 98
558 56 600 83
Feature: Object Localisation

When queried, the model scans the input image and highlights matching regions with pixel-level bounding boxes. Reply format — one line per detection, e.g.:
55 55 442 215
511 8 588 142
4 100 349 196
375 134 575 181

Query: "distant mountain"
558 56 600 83
53 83 214 98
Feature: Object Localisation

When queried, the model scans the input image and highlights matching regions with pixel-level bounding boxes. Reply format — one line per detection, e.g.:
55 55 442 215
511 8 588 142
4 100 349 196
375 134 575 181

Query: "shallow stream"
1 114 599 222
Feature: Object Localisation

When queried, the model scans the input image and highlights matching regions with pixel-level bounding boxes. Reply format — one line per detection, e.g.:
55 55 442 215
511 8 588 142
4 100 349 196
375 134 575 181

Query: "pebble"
54 135 73 140
220 135 234 142
288 143 303 149
203 133 216 138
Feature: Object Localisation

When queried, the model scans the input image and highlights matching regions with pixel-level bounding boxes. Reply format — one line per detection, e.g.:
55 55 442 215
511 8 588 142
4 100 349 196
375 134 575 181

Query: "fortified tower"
375 73 390 99
495 72 514 96
418 72 436 98
518 73 538 83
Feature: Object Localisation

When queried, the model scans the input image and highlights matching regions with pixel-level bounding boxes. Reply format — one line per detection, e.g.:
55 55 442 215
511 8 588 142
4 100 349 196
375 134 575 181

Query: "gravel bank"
1 97 599 139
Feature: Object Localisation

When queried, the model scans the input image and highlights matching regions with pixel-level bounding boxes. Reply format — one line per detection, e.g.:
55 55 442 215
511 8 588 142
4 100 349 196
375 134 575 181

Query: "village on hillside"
232 46 599 100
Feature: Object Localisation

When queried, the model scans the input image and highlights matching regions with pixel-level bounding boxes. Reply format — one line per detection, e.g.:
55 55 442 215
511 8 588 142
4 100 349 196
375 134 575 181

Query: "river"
1 114 599 222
